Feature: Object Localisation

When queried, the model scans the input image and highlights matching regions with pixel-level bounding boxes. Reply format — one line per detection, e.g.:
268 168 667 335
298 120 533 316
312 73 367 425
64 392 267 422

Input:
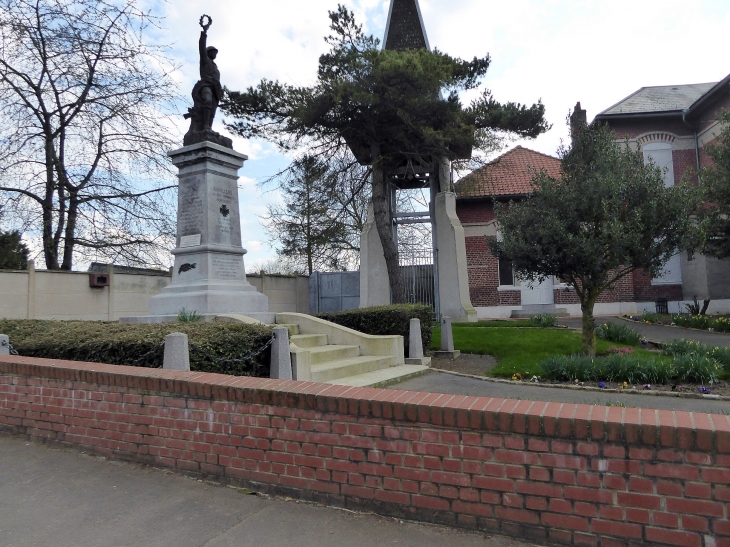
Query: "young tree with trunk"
0 0 180 270
222 5 548 303
491 120 699 356
697 110 730 260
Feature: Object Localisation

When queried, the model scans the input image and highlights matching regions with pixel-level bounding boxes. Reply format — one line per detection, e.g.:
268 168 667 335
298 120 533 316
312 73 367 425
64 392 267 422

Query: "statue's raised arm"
183 14 231 148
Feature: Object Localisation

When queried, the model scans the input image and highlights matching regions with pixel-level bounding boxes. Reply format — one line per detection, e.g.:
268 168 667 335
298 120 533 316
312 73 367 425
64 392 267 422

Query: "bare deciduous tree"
0 0 180 270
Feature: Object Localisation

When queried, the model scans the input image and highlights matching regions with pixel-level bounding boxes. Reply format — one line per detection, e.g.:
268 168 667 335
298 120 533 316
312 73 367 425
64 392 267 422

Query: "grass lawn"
452 320 543 328
430 325 663 378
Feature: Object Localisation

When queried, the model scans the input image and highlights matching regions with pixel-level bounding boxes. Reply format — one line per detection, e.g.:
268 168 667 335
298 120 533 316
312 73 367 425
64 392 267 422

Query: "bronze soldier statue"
183 15 232 148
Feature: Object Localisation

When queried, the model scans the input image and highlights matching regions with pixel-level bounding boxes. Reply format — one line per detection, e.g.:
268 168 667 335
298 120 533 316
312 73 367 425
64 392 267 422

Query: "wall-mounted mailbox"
89 274 110 288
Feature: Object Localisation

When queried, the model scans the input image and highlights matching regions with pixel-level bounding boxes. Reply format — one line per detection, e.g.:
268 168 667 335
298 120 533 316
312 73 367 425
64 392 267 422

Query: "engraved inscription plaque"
218 210 232 245
211 255 242 280
180 183 204 235
180 234 201 248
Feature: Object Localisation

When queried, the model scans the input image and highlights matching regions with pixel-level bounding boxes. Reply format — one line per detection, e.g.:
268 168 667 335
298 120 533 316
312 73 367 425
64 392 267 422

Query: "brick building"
595 74 730 313
455 74 730 318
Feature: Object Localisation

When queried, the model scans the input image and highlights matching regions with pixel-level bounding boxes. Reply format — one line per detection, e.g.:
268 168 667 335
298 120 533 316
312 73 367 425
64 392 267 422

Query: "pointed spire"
383 0 430 51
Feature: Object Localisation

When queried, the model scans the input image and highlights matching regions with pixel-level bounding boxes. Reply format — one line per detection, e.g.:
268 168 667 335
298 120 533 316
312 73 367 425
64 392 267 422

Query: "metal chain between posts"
188 335 275 366
128 342 166 368
8 343 19 356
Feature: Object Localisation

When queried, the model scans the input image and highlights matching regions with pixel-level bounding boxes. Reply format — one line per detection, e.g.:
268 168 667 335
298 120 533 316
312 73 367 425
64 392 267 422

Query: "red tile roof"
455 146 561 198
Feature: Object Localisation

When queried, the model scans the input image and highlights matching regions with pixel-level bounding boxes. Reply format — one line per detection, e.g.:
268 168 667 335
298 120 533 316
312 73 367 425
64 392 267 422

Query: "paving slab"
0 434 536 547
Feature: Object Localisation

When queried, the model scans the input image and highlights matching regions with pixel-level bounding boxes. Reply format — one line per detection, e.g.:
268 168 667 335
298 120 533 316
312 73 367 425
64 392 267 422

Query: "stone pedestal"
434 192 477 323
359 202 391 307
147 141 268 317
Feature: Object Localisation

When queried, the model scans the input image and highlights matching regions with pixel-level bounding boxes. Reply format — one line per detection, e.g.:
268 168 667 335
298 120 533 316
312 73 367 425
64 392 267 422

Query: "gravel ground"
429 353 498 376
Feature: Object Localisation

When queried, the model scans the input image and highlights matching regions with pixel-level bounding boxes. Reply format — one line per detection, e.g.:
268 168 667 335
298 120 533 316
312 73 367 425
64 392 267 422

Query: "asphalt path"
0 434 536 547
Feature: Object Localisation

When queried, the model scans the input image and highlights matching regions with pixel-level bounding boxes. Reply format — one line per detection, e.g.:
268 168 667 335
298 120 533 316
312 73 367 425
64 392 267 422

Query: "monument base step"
119 312 278 325
511 306 568 318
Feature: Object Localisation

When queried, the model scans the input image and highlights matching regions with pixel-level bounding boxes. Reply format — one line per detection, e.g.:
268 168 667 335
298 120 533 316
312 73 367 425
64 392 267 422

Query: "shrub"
671 314 730 333
642 311 660 323
596 322 642 345
539 353 672 384
672 314 712 331
0 320 274 377
539 354 598 382
529 314 557 327
177 308 203 323
672 353 721 384
662 339 730 370
316 304 433 352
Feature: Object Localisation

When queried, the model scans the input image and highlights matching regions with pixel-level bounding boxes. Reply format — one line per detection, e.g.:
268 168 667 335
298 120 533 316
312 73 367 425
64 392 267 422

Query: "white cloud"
155 0 730 262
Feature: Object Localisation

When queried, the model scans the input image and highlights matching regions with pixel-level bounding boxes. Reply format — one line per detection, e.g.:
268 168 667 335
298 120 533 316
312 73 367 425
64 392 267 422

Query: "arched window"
643 142 681 284
643 142 675 188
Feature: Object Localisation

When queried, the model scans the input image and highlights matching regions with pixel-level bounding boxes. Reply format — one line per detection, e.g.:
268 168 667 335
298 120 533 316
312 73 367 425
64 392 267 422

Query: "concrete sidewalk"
0 434 534 547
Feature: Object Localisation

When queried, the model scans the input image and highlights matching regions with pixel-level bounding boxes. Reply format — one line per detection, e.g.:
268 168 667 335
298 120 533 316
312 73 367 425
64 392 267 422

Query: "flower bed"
536 339 730 394
628 311 730 333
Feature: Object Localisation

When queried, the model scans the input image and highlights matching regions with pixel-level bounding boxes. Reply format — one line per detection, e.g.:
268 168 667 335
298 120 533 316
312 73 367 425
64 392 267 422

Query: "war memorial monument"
133 16 270 322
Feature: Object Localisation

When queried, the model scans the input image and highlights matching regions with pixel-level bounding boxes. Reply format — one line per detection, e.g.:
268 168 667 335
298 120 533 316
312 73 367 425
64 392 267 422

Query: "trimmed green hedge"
316 304 434 352
0 320 274 377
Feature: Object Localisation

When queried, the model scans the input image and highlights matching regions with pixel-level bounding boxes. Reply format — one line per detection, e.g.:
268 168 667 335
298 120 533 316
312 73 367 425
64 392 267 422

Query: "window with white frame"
643 141 681 284
498 257 515 287
652 253 682 285
643 142 675 188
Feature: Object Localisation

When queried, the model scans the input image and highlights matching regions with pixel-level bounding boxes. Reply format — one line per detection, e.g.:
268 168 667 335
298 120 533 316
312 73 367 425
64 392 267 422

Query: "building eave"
684 73 730 121
594 110 684 122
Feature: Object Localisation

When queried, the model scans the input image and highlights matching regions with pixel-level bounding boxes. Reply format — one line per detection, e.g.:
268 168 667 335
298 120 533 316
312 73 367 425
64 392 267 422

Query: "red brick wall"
464 236 504 307
607 120 692 141
633 270 683 303
1 356 729 547
456 200 495 224
674 149 699 185
499 290 521 306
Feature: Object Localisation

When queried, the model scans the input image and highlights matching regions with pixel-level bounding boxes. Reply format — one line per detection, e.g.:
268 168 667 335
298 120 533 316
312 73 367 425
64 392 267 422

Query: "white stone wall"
0 264 309 321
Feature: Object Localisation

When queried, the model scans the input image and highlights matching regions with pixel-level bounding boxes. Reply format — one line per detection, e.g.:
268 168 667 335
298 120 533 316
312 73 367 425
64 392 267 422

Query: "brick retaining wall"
1 355 729 547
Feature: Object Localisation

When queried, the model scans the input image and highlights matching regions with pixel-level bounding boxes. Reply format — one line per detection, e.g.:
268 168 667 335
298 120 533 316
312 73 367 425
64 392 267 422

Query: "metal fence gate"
309 271 360 314
399 248 435 308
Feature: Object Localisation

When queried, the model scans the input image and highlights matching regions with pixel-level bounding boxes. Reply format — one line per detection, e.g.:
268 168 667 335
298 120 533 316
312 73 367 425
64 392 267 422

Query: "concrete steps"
307 344 360 365
280 314 429 388
290 334 327 348
328 364 431 388
311 355 396 383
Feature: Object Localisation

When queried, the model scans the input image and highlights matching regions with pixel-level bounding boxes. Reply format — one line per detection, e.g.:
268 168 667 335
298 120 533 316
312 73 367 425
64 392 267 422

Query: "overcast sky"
155 0 730 266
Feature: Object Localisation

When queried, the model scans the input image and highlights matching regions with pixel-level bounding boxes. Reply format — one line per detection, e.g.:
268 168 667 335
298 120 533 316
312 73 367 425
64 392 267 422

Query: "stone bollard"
163 332 190 371
0 335 9 355
441 317 454 352
434 317 460 359
409 318 424 359
405 319 431 366
270 326 293 380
